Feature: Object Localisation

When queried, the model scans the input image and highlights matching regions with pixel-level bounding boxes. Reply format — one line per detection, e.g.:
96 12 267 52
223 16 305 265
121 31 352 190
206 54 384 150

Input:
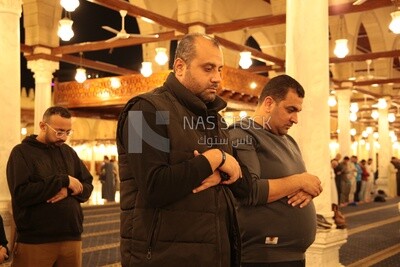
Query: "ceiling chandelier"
333 15 349 58
239 51 252 69
57 16 74 41
389 12 400 34
75 52 87 83
58 1 80 41
155 47 169 66
140 62 153 77
60 0 80 12
389 0 400 34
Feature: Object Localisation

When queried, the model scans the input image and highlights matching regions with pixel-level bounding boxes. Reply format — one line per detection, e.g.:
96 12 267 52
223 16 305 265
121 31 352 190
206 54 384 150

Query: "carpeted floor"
82 204 121 267
80 197 400 267
339 196 400 267
2 196 399 266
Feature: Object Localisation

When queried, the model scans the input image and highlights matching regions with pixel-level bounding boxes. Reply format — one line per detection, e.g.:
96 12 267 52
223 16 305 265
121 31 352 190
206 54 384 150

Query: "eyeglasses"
45 122 73 138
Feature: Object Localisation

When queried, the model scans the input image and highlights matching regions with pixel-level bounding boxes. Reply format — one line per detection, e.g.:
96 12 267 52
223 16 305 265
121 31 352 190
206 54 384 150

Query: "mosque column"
285 1 346 266
336 88 353 157
27 55 59 133
0 0 22 249
367 129 376 160
176 0 212 32
376 96 391 196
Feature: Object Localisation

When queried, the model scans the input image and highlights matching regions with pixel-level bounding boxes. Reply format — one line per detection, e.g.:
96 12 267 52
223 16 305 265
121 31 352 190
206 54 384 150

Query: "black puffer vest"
117 73 241 267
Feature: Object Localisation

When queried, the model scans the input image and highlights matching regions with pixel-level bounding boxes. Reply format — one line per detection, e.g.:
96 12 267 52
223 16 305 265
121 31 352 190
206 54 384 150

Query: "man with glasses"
6 106 93 267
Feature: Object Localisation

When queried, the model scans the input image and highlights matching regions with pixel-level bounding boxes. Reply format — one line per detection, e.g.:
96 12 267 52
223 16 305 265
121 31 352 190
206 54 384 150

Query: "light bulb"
333 39 349 58
328 95 337 107
389 11 400 34
362 131 368 138
75 68 86 83
349 112 357 122
371 110 379 120
155 47 168 65
110 77 121 89
350 102 359 113
60 0 80 12
57 17 74 41
239 111 248 118
377 98 387 109
239 51 252 69
366 126 373 134
388 113 396 123
140 62 153 77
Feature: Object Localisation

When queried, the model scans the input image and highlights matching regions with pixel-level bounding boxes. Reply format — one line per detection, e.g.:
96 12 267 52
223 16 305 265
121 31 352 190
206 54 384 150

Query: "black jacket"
0 215 8 256
117 73 250 267
6 135 93 243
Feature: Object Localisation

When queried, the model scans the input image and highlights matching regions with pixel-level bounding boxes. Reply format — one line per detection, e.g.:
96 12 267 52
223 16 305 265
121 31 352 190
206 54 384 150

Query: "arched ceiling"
20 0 400 133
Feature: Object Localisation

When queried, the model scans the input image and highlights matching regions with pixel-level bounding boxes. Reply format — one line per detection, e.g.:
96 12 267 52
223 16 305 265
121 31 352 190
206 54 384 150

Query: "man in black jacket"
0 215 9 263
117 33 250 266
7 106 93 267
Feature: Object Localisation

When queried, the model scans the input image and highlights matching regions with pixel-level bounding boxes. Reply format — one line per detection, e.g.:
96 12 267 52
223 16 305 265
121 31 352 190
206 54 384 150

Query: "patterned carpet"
79 197 400 267
1 196 399 266
82 204 121 267
339 196 400 267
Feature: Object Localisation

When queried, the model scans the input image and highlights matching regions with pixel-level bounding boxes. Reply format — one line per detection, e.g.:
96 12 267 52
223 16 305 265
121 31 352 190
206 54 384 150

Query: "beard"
196 89 217 103
184 71 218 103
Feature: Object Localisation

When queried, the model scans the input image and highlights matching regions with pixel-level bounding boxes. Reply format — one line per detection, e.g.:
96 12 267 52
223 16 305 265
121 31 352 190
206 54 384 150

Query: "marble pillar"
177 0 212 33
367 132 376 162
336 89 352 157
286 0 331 215
27 58 59 133
176 0 212 24
0 0 22 249
286 1 347 266
377 97 391 195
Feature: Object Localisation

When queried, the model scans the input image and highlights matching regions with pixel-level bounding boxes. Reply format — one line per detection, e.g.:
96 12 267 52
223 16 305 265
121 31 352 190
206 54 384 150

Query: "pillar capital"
177 0 212 24
27 59 59 84
335 89 352 102
338 81 354 88
0 0 22 14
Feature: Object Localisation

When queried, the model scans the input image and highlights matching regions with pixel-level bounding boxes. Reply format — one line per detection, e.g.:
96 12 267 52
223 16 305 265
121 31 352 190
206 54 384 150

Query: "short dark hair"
258 74 305 105
42 106 71 122
173 33 220 69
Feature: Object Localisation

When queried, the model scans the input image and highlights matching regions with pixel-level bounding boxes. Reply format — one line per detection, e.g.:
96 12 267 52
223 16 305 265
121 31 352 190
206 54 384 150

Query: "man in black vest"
116 33 250 267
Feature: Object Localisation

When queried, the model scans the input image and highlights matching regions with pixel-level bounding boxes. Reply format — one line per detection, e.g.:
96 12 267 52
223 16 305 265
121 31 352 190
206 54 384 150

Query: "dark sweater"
229 118 316 263
0 215 8 256
6 135 93 243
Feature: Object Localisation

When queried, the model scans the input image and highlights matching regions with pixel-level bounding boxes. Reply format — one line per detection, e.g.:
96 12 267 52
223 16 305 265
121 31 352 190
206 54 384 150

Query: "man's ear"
174 58 185 76
39 121 46 132
262 96 274 113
